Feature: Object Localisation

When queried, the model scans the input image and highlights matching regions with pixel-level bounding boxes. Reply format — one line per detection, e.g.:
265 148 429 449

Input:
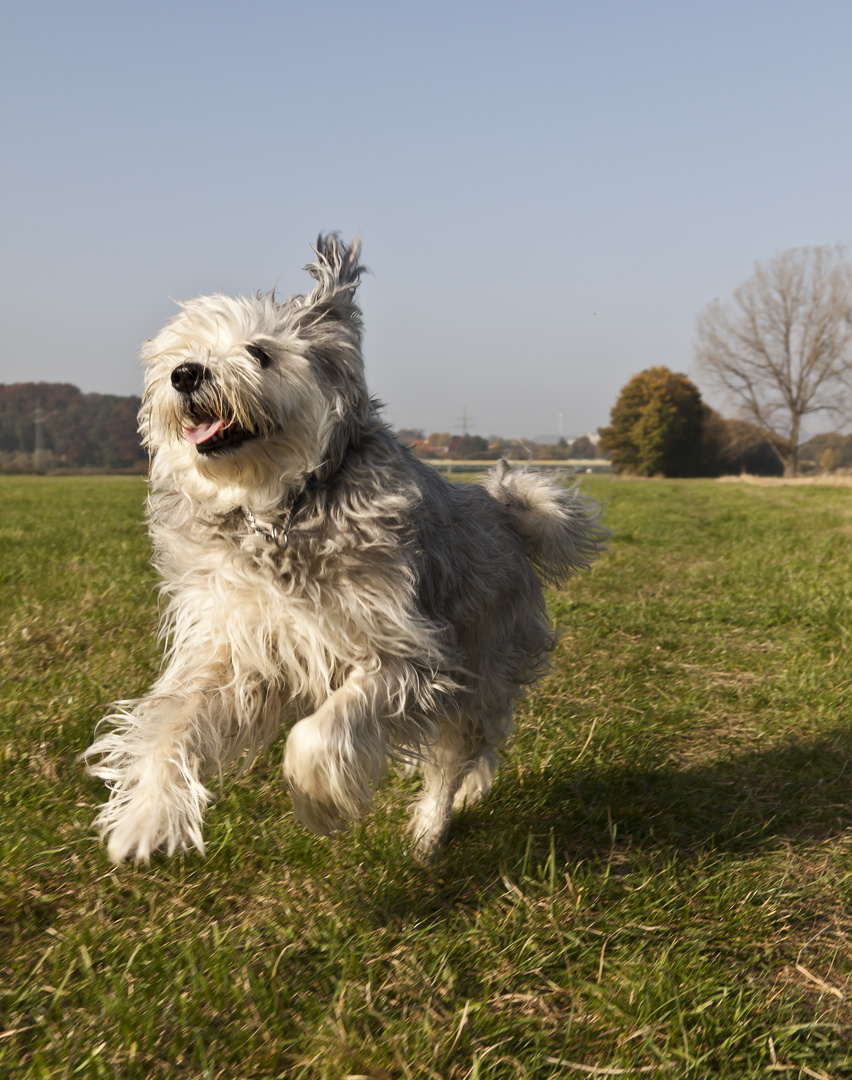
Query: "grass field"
2 474 852 1078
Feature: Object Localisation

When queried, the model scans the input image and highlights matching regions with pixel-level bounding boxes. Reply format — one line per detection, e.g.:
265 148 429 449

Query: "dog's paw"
283 714 384 836
452 772 486 812
283 719 362 835
407 799 451 862
287 786 351 837
106 814 170 865
96 776 208 865
411 830 445 864
104 805 202 865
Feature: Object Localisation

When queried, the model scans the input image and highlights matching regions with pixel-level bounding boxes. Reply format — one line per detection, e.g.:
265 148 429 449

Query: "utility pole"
34 400 45 471
456 406 472 435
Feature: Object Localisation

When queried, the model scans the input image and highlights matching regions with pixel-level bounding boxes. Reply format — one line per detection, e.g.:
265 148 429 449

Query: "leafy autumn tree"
599 367 711 477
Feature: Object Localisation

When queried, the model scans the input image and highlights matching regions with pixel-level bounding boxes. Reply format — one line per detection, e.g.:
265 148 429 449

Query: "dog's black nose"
171 362 207 394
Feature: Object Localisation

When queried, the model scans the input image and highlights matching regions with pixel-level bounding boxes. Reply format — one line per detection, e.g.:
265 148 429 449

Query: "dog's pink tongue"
184 418 224 445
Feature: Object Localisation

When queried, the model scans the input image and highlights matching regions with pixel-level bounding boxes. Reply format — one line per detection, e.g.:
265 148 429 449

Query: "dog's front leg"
283 671 389 835
84 660 234 864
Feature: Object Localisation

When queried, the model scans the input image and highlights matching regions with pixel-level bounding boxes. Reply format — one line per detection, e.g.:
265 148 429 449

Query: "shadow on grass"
475 725 852 858
346 726 852 921
53 722 852 926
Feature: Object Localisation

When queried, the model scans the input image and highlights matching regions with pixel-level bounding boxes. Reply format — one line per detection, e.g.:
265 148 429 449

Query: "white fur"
83 235 606 863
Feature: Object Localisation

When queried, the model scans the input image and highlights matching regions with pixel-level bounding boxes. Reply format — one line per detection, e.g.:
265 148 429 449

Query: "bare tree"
695 245 852 476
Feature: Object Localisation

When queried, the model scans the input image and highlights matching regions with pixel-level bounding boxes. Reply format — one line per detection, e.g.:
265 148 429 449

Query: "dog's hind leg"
283 671 389 836
407 719 472 861
452 704 513 812
408 704 513 860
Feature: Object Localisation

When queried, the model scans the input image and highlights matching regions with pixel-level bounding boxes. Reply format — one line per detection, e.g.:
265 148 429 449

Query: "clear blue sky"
3 1 851 440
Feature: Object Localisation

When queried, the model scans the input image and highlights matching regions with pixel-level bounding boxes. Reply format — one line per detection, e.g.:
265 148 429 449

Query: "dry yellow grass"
717 472 852 486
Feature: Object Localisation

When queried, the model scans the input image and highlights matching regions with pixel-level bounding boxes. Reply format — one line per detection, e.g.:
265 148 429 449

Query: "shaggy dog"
83 235 606 864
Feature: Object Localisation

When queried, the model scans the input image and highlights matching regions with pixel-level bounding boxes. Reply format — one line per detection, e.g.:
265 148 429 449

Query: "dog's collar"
242 475 320 549
243 506 291 546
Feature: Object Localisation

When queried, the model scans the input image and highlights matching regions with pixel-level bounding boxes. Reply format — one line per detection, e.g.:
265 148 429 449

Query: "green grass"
2 474 852 1078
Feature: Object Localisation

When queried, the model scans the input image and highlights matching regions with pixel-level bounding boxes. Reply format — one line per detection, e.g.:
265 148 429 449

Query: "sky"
3 1 852 441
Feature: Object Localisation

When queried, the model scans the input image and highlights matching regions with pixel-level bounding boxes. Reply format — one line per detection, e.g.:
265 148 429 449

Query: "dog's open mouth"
184 414 257 455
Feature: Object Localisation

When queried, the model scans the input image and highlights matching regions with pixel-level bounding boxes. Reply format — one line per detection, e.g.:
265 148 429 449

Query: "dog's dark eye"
246 343 274 369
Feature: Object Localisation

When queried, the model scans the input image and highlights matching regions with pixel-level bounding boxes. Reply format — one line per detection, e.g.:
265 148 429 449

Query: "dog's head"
140 235 373 509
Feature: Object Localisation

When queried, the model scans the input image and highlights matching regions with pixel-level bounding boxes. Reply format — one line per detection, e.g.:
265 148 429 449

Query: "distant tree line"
6 360 845 479
0 383 146 472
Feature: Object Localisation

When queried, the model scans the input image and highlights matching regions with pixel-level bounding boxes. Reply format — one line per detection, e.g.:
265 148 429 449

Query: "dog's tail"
485 459 608 584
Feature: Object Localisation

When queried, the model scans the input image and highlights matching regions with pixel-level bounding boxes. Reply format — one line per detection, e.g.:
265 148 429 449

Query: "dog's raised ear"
296 233 364 327
289 235 374 476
